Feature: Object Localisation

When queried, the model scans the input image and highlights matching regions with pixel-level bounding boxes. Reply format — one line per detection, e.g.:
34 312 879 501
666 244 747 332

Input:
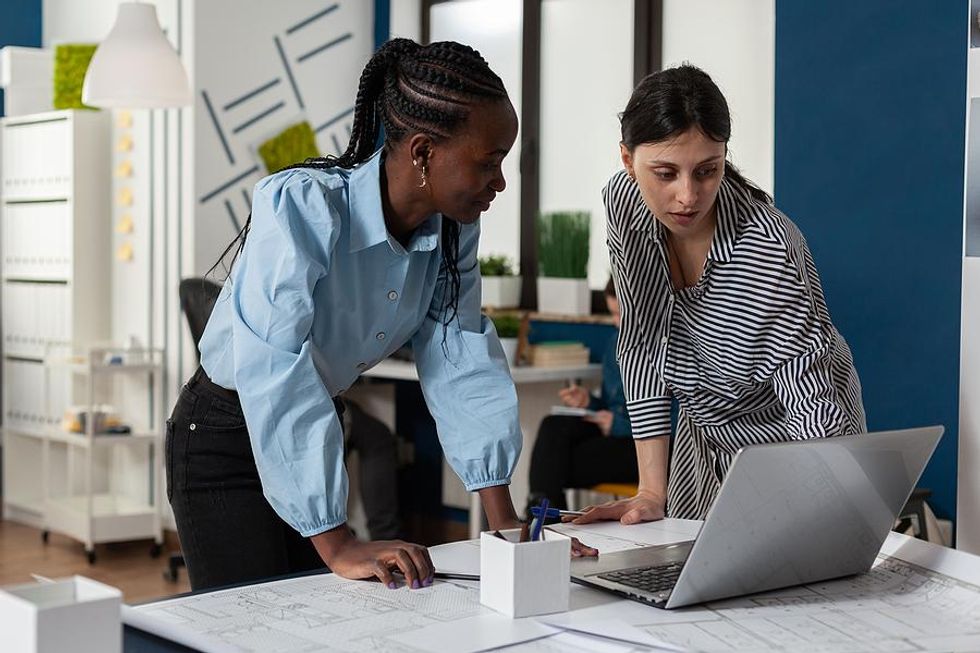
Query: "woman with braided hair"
167 38 592 591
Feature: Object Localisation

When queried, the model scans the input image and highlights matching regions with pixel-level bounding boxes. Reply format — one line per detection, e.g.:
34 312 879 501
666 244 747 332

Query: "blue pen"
531 507 587 519
530 498 549 541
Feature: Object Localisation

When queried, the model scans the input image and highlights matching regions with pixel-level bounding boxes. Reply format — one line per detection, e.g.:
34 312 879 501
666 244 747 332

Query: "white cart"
41 346 165 564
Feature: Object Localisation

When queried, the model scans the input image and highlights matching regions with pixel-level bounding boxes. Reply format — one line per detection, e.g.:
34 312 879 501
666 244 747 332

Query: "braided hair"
211 38 509 327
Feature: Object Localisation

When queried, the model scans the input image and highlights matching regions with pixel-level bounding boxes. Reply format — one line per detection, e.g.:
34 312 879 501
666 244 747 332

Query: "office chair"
164 277 223 582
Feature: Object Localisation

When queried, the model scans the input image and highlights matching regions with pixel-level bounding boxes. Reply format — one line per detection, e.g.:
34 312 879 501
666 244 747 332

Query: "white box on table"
479 527 571 618
0 575 122 653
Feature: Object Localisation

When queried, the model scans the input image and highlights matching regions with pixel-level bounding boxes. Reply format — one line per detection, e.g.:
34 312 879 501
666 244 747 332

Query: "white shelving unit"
41 346 164 563
1 109 111 529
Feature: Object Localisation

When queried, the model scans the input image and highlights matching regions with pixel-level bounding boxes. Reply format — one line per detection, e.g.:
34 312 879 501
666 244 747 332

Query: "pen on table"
530 507 586 519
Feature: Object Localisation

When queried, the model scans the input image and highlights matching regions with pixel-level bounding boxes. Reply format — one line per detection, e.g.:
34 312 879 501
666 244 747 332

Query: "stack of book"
527 341 590 367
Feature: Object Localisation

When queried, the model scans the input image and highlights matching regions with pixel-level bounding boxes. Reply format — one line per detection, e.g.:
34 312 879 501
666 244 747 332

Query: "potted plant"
479 254 522 308
491 313 522 366
536 211 590 315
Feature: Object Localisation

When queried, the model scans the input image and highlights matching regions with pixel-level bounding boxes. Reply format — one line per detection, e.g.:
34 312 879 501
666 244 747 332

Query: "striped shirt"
604 170 866 518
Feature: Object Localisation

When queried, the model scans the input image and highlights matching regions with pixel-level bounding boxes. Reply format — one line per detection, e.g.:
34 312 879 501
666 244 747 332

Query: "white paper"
430 539 481 577
131 573 549 653
549 519 701 554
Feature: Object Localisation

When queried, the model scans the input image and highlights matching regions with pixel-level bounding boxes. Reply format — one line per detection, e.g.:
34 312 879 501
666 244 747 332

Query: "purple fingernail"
388 582 397 589
412 579 420 589
424 577 433 586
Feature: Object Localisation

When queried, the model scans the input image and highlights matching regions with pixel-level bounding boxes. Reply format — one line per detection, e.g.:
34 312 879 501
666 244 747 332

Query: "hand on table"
314 529 434 589
564 490 666 526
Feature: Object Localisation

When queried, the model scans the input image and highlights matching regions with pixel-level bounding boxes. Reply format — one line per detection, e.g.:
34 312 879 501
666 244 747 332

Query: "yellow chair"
567 483 639 510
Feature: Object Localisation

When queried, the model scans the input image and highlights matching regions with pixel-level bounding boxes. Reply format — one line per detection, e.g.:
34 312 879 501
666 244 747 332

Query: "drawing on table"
135 574 487 653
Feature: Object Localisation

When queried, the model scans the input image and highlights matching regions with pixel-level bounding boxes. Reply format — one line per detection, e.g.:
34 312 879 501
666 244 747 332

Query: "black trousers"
528 415 639 511
166 367 330 590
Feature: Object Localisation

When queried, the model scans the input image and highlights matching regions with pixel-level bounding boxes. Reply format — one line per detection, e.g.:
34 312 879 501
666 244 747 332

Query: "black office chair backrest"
178 278 224 360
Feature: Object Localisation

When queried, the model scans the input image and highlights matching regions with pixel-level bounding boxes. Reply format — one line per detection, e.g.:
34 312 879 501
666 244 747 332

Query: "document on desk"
128 573 556 653
541 530 980 652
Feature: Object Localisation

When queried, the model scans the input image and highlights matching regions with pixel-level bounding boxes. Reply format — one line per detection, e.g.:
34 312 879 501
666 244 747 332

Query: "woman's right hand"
558 384 590 408
312 526 434 589
566 490 666 526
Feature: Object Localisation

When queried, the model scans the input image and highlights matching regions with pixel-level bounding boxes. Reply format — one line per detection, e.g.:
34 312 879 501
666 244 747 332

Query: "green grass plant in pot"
536 211 590 315
479 254 521 308
491 313 522 366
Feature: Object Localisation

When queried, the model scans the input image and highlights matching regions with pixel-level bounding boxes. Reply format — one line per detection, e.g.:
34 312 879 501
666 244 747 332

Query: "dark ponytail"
210 38 508 329
620 64 772 205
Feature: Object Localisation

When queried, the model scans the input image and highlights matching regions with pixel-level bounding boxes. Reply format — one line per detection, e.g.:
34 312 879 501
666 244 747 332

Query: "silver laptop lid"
666 426 943 608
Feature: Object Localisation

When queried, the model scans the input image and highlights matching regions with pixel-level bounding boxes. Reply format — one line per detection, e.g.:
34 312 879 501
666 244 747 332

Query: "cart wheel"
41 530 50 544
150 542 162 558
86 550 96 565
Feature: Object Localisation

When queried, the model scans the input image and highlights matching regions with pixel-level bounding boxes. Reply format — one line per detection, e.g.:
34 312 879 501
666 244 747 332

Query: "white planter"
498 337 519 366
536 277 590 316
482 275 522 308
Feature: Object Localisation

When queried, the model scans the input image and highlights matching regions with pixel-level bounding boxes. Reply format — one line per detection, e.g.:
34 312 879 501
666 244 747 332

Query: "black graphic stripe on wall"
274 35 304 110
315 106 354 133
224 199 243 232
199 165 260 204
287 3 339 34
297 33 352 63
223 78 281 111
201 90 234 165
232 101 286 134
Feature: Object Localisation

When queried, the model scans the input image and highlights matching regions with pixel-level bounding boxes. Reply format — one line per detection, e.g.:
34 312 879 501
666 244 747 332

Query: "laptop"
570 426 943 609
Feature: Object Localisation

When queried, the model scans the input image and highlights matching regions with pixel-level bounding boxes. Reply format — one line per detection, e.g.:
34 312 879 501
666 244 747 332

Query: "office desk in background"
361 359 603 538
123 520 980 652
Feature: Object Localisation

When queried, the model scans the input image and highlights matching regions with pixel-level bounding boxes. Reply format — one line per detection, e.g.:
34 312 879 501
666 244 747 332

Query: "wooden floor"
0 521 190 603
0 515 468 604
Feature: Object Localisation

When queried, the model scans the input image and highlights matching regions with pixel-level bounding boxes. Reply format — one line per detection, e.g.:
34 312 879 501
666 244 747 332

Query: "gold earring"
418 163 428 188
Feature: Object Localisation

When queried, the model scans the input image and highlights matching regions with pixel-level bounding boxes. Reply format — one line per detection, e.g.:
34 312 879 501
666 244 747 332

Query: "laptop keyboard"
598 561 684 594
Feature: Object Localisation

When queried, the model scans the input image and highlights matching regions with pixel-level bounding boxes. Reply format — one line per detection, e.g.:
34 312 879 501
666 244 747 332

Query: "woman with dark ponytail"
572 65 866 526
168 39 580 592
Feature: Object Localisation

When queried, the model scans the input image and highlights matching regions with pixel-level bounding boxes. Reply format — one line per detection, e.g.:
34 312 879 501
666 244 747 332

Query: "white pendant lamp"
82 2 191 108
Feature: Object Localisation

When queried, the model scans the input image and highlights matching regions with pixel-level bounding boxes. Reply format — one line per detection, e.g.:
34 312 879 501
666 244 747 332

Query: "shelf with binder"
39 346 165 564
1 109 111 534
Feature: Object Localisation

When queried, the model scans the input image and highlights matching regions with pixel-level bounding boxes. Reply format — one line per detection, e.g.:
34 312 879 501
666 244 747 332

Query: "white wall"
539 0 633 289
192 1 373 275
430 0 523 273
390 0 422 42
662 0 775 196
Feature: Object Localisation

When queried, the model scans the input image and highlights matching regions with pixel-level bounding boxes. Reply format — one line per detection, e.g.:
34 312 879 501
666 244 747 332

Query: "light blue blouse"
198 149 521 537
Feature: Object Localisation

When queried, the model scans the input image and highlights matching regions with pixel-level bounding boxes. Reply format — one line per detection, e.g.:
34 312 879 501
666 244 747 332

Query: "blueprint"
130 573 554 653
542 538 980 653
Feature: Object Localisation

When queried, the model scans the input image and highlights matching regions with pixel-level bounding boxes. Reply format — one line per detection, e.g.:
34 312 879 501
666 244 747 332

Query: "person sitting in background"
527 278 637 511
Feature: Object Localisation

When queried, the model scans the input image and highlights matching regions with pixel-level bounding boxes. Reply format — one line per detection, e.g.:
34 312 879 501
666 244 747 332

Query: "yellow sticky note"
116 242 133 262
116 187 133 206
115 160 133 178
116 214 134 234
117 111 133 129
116 134 133 152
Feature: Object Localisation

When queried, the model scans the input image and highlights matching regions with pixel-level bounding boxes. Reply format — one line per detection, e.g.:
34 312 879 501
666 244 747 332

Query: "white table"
362 358 603 538
126 520 980 652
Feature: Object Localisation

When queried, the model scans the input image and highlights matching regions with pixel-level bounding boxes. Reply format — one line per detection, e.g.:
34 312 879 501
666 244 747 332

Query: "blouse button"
356 362 367 369
660 336 668 346
387 290 398 301
189 423 196 431
376 332 386 341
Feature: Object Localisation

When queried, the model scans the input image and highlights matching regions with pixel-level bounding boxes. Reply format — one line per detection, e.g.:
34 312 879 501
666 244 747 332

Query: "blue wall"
775 2 966 520
0 0 43 118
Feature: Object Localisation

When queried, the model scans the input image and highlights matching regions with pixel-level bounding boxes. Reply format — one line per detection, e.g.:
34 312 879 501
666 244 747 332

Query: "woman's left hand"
490 518 598 558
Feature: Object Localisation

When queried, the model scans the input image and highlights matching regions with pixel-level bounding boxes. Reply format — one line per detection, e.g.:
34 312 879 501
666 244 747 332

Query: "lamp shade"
82 2 191 108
